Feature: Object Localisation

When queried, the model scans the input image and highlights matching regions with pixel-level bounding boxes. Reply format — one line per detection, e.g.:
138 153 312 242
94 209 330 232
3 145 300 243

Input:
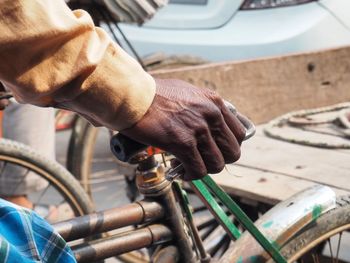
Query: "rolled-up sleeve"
0 0 156 130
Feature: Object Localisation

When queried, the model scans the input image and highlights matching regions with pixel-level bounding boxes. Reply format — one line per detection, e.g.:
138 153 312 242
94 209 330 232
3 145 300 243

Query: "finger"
174 146 207 181
212 120 242 164
197 131 225 174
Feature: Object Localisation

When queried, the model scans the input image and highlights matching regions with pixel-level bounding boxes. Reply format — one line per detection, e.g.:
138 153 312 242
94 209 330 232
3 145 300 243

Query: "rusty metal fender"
219 184 336 263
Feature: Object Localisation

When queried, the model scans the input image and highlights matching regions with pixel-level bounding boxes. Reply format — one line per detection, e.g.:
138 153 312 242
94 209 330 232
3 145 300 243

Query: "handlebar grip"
110 133 147 162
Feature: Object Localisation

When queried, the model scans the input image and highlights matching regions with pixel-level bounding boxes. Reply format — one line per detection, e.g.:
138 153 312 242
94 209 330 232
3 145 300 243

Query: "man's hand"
121 79 246 181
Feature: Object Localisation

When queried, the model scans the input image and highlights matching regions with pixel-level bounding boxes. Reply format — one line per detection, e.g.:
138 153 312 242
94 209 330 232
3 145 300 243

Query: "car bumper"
116 2 350 62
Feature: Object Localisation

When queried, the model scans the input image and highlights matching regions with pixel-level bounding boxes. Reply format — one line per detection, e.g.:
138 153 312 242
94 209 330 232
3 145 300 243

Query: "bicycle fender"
220 184 336 263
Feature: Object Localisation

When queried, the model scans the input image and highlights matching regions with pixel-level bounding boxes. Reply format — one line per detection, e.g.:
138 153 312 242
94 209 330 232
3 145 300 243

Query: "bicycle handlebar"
110 101 256 163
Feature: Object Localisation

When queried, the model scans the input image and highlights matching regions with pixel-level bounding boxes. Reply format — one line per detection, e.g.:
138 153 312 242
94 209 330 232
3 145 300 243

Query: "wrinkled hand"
121 79 246 181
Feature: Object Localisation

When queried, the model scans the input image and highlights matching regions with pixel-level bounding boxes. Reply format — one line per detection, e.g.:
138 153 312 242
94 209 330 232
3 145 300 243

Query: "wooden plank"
235 127 350 192
151 46 350 124
214 164 349 205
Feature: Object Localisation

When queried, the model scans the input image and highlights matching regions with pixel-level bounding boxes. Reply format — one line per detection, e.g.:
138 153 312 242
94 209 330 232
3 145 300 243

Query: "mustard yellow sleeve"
0 0 156 130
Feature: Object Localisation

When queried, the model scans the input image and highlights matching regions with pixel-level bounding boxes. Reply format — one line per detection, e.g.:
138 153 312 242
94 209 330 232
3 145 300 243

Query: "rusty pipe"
54 200 164 241
161 190 196 263
72 224 172 263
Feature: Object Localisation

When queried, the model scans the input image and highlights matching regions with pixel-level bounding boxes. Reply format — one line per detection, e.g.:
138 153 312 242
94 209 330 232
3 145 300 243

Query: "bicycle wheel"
0 138 93 223
271 195 350 262
66 117 98 195
67 117 137 207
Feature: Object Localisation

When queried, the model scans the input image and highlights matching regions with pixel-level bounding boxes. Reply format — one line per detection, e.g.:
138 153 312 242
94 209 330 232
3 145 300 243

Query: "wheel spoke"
197 218 217 231
35 184 51 204
335 232 343 263
200 221 219 241
207 234 230 257
9 168 30 196
328 238 334 262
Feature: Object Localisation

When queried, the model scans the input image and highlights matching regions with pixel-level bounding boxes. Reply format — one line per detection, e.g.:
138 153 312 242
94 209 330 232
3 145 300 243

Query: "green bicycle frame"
188 175 287 263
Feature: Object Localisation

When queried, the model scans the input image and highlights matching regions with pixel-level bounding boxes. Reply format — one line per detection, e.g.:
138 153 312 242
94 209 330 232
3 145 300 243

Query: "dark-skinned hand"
121 79 246 181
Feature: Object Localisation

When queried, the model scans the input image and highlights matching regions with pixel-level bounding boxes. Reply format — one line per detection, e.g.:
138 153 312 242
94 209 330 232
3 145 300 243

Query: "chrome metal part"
136 164 171 196
166 164 185 181
134 158 195 262
220 185 336 262
224 100 256 140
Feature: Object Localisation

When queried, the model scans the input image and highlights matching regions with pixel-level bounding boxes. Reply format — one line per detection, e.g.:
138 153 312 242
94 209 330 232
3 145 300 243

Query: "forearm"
0 0 155 130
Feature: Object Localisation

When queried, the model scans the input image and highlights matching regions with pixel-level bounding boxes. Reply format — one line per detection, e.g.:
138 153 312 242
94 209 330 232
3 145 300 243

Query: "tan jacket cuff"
56 45 156 131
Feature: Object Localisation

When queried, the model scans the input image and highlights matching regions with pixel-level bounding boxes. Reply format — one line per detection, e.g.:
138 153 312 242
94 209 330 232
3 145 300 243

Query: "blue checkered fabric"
0 198 76 263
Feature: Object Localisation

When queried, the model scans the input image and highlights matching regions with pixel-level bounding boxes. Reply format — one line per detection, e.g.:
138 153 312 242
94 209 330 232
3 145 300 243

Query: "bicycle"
0 138 93 222
53 105 350 263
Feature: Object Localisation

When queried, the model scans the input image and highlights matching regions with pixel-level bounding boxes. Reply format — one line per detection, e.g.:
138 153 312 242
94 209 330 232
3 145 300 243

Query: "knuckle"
206 107 222 123
195 127 210 141
196 125 209 135
208 90 221 101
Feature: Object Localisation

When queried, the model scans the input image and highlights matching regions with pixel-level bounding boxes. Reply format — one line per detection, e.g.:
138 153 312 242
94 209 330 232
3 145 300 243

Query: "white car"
117 0 350 62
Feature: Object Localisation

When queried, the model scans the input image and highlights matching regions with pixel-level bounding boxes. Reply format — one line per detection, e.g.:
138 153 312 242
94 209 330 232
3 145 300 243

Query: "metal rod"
54 200 164 241
72 224 172 263
173 182 210 262
161 189 196 263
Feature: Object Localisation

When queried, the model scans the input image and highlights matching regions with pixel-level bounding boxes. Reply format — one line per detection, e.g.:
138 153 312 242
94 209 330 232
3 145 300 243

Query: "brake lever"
165 164 185 181
224 100 255 141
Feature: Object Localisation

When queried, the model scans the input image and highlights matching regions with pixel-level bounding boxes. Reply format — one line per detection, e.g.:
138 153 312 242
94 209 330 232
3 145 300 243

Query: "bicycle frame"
53 150 336 263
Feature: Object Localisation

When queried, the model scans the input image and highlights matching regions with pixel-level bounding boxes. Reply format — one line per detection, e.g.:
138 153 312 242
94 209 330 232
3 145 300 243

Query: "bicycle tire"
67 117 138 201
67 117 98 195
0 138 93 219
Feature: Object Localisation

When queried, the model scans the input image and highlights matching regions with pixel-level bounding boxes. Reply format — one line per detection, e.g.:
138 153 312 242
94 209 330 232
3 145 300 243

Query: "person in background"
1 100 55 210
